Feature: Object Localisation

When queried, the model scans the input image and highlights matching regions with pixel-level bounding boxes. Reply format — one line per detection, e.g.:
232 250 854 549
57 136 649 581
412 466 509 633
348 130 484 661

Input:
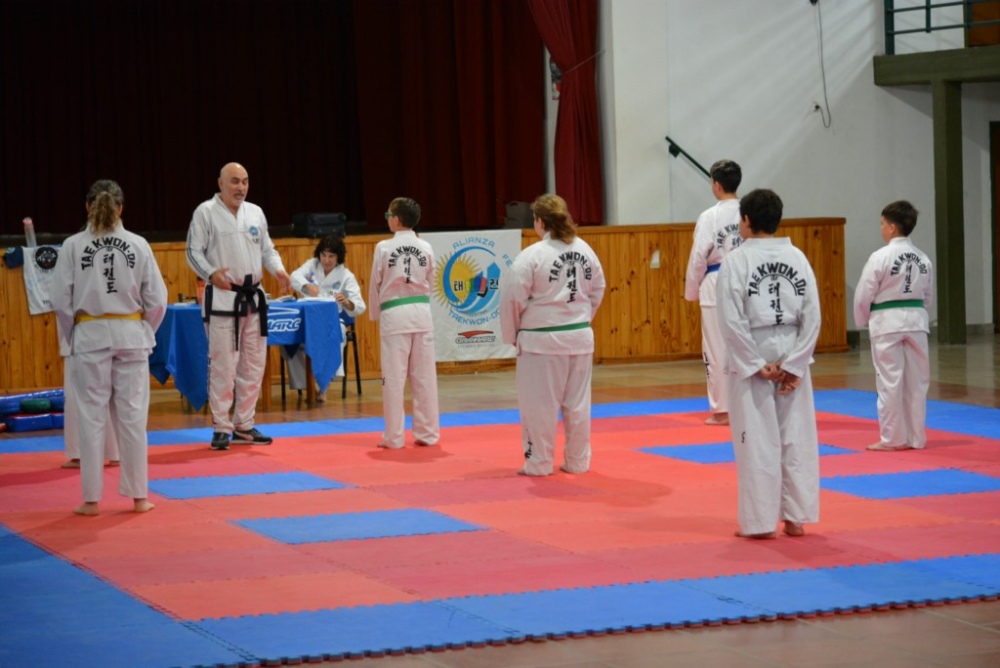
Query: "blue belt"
705 263 721 274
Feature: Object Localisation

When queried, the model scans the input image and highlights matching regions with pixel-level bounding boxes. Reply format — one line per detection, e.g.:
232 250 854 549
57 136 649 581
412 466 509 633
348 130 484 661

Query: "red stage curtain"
526 0 604 226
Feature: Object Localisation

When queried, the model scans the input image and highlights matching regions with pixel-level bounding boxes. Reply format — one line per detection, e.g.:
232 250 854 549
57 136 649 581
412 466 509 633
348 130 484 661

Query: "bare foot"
133 499 156 513
783 521 805 537
414 440 436 447
705 414 729 426
106 460 120 467
517 468 552 477
74 502 99 516
866 442 912 452
559 465 588 474
61 459 81 469
734 530 777 539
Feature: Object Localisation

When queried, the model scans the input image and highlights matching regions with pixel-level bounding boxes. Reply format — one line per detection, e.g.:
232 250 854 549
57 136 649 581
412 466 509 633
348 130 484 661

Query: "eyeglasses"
384 211 395 220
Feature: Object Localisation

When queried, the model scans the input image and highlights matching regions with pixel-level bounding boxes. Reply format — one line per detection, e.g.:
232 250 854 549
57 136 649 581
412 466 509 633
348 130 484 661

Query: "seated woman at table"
283 235 365 399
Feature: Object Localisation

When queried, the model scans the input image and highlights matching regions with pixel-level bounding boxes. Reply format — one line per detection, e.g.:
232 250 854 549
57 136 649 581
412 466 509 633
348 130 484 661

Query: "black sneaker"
232 427 273 445
211 432 230 451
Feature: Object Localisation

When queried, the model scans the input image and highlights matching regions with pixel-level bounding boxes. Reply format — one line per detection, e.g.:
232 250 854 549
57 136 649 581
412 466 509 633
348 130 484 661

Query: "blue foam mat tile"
814 389 1000 439
196 602 511 660
440 408 521 427
0 434 67 454
593 398 708 418
449 581 762 635
905 554 1000 591
823 469 1000 499
0 531 51 565
149 472 350 499
236 508 484 544
640 443 853 464
2 621 248 668
687 559 995 615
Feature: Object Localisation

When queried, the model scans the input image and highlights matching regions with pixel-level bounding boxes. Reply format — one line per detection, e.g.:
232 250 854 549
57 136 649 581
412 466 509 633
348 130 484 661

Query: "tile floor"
138 330 999 667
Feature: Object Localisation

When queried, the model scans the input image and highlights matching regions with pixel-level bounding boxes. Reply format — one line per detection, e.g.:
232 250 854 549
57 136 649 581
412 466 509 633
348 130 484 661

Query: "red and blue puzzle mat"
1 390 999 667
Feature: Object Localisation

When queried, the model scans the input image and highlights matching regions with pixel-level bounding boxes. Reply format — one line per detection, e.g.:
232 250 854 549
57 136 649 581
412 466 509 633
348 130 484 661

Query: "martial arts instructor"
186 162 291 451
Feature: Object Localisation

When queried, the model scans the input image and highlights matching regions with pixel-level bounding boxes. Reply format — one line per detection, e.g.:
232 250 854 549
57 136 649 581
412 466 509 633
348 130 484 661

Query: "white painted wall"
578 0 998 327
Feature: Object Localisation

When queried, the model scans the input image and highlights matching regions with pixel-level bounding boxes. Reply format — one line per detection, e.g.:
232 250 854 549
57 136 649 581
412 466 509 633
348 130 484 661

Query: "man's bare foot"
559 465 588 474
783 521 805 537
133 499 155 513
74 502 99 516
705 413 729 426
734 530 777 539
61 459 81 469
866 442 912 452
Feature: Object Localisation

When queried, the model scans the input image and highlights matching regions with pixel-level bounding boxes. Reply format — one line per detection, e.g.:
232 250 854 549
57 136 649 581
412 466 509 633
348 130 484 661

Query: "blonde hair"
86 180 124 234
531 194 576 243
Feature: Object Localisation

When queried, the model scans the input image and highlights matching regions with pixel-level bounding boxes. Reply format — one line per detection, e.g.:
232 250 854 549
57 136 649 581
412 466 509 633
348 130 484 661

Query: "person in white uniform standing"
368 197 439 449
684 159 743 426
499 194 606 476
51 179 168 516
853 200 934 451
186 162 291 451
716 189 821 539
286 234 366 397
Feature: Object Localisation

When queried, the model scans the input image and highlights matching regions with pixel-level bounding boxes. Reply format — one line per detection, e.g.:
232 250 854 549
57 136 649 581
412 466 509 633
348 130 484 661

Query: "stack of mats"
0 390 998 667
0 389 65 433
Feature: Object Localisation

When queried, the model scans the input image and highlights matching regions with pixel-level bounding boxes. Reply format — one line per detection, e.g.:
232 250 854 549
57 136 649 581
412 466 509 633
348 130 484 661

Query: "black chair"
340 312 362 399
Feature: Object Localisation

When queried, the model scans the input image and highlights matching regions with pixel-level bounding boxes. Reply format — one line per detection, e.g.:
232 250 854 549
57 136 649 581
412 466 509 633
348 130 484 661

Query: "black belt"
203 274 268 351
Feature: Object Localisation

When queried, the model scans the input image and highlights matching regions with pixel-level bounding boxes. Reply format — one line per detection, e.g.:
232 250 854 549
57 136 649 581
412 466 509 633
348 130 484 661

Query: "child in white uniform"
368 197 439 449
716 189 821 539
684 159 743 426
853 200 934 451
51 180 168 516
499 194 606 476
286 235 366 397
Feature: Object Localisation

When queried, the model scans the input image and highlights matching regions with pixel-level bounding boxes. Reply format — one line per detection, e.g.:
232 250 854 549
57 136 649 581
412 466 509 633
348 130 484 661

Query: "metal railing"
885 0 1000 55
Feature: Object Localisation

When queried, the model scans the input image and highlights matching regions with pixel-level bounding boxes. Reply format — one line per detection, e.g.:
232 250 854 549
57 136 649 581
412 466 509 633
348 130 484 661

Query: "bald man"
186 162 291 451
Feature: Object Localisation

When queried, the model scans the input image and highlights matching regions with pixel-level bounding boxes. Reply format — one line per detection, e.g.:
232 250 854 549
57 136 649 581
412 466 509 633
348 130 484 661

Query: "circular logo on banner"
434 241 511 333
33 246 59 272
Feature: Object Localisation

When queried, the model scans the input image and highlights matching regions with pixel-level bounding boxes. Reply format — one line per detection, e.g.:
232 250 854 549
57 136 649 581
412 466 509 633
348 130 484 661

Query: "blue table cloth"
150 300 342 411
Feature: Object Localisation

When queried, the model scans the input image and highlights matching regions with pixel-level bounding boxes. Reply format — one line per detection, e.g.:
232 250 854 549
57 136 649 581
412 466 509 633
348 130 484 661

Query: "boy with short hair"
368 197 440 449
684 159 743 426
853 200 934 451
717 189 821 539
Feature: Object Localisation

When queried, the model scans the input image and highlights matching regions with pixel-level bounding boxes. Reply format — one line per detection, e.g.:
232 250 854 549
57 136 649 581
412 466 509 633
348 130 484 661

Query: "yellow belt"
74 312 142 324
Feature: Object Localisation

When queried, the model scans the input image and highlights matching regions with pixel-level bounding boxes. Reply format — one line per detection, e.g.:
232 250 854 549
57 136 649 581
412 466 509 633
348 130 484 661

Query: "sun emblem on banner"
434 246 502 316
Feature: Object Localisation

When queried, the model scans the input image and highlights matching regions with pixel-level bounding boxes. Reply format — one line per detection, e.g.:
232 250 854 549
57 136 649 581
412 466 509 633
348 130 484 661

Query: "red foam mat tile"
369 551 637 599
815 493 958 532
297 529 566 571
503 515 730 552
81 544 343 588
893 490 1000 522
822 522 1000 562
133 570 418 620
375 476 597 507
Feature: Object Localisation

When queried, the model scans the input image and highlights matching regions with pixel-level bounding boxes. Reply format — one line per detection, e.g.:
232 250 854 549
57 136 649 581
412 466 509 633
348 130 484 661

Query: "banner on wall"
22 245 61 315
423 230 521 362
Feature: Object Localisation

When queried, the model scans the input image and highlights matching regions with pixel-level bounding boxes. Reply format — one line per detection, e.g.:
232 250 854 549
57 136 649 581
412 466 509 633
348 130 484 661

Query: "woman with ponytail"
52 180 168 516
499 194 606 476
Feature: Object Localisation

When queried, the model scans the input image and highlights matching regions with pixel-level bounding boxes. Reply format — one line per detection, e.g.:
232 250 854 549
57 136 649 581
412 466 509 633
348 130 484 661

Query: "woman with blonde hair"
52 180 168 515
499 194 606 475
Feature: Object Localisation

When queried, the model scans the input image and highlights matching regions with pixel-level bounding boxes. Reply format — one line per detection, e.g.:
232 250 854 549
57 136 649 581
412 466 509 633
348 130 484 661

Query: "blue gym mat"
822 469 1000 499
236 508 484 544
149 472 350 499
639 442 855 464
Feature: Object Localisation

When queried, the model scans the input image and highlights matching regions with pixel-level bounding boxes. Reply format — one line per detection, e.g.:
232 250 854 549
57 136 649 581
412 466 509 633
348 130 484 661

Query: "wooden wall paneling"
0 219 846 395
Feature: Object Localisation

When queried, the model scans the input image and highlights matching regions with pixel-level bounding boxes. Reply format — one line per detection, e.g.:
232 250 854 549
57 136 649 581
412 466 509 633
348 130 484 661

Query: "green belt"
523 322 590 332
870 299 924 311
380 295 430 311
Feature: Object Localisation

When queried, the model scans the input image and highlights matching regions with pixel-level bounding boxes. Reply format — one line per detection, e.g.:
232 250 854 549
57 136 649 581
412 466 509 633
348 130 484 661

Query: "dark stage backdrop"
0 0 545 240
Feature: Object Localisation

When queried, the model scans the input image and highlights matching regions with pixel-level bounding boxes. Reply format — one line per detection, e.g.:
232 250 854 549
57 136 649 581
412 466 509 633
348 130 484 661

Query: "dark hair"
739 189 783 235
86 179 124 234
313 234 347 263
531 193 576 243
710 159 742 194
881 200 918 236
389 197 421 229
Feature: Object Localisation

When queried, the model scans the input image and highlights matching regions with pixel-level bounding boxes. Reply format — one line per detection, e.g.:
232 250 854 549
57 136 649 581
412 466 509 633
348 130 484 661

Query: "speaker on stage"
291 212 347 238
